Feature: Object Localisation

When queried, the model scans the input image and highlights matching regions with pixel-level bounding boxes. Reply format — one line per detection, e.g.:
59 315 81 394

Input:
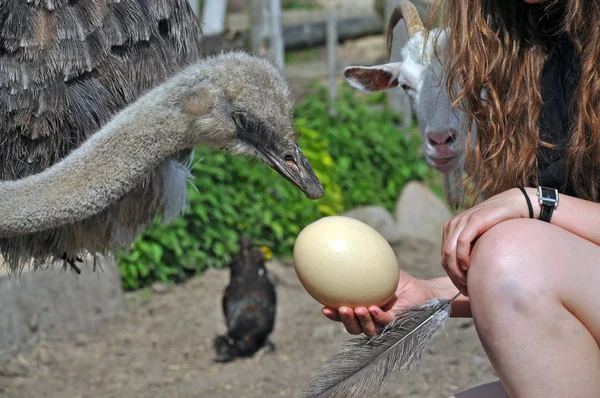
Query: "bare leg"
450 381 509 398
467 219 600 398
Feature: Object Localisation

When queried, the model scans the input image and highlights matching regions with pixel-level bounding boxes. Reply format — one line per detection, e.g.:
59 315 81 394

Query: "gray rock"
340 205 402 243
0 255 124 359
395 181 454 243
341 182 454 246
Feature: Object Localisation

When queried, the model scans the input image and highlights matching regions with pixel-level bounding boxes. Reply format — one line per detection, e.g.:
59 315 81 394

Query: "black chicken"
213 235 277 362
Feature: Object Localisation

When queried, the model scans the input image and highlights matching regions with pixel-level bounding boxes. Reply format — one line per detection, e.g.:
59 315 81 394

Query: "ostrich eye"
231 111 262 133
231 112 248 131
231 111 272 146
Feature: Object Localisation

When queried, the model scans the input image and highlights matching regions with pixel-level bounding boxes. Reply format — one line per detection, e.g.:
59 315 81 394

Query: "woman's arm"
423 277 472 318
523 187 600 245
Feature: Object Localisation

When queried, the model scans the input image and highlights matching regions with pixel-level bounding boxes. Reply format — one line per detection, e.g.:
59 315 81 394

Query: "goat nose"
427 130 456 146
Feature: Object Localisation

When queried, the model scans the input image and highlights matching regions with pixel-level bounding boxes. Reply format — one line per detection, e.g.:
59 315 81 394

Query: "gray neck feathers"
0 75 195 238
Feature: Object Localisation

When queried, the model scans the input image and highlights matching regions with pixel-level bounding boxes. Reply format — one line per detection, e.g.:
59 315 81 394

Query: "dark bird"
0 1 323 274
214 235 277 363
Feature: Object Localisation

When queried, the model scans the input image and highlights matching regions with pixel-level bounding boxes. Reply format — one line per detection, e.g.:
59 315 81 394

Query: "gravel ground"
0 237 498 398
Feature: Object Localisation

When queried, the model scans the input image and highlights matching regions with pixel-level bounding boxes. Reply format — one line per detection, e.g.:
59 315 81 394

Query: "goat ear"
343 63 402 93
183 84 214 116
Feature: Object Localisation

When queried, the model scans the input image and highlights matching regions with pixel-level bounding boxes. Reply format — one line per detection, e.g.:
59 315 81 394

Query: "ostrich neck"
0 90 192 238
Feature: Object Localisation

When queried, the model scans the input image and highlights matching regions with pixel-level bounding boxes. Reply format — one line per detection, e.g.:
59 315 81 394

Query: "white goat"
344 0 466 208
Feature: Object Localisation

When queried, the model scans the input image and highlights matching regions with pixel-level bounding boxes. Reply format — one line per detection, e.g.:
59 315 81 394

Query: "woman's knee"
467 219 556 306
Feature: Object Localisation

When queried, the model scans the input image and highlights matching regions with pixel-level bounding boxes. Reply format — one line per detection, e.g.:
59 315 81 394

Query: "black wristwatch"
536 186 559 222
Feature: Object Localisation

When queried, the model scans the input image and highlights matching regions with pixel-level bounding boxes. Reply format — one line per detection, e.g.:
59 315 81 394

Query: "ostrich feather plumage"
297 293 460 398
0 0 203 272
0 0 323 274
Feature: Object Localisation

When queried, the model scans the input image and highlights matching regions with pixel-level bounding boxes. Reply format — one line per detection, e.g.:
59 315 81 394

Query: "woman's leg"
467 218 600 398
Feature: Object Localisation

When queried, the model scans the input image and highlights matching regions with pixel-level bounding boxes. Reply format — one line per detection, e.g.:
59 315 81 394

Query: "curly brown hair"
435 0 600 203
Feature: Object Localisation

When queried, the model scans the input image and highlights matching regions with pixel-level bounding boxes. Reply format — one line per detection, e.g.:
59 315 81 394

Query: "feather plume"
297 292 461 398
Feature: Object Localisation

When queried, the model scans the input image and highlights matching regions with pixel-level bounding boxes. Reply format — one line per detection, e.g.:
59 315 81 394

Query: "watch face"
540 187 556 200
539 186 559 207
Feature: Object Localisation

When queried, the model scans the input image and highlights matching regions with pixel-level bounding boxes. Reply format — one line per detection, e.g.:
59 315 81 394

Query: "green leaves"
117 83 431 291
301 85 430 212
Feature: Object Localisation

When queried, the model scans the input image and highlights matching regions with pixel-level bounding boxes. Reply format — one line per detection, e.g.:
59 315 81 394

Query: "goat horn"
386 0 426 61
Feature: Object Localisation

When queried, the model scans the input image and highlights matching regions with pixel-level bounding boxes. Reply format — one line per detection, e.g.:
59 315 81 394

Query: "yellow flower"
260 246 273 261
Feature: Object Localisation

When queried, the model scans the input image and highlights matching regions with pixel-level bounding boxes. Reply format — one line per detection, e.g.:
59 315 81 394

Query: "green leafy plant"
282 0 322 10
298 84 430 212
118 83 431 291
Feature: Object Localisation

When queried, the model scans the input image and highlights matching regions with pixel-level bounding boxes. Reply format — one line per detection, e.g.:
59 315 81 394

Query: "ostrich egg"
292 216 399 309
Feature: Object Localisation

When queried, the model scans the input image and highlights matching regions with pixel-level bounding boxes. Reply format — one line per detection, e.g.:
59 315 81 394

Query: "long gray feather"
297 292 461 398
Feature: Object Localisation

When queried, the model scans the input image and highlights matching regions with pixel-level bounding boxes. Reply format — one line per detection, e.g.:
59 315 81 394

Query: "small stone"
28 313 39 332
459 320 473 329
0 355 29 378
74 334 89 346
151 282 169 294
33 346 50 365
473 355 488 366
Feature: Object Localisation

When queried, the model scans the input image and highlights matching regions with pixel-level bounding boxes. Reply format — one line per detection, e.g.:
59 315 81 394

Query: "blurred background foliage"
118 83 433 291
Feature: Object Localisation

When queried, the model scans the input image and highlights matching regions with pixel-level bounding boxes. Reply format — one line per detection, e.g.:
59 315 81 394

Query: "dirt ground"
0 237 498 398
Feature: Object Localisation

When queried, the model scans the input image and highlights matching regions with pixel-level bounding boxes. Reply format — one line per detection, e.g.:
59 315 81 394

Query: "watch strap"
539 202 554 222
537 186 558 223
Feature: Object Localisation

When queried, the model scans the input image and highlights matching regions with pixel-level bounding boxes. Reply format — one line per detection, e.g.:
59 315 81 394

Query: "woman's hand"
321 270 436 336
442 187 533 296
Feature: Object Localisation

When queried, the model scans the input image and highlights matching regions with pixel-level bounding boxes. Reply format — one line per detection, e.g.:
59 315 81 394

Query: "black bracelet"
518 186 534 219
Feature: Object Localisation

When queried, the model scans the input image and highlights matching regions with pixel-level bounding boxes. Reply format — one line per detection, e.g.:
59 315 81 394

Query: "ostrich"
343 0 467 208
0 1 323 274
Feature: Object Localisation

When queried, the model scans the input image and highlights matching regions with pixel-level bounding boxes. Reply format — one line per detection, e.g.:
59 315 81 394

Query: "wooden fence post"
326 1 338 115
250 0 268 55
250 0 285 71
201 0 228 36
269 0 285 70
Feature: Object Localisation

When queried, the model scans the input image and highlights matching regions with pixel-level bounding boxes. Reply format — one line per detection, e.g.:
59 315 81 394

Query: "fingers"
456 214 485 272
442 216 469 295
323 306 389 336
354 307 379 336
339 307 363 335
368 306 393 325
321 307 341 322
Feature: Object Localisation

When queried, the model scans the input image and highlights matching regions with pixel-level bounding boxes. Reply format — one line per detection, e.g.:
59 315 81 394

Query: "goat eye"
400 83 411 91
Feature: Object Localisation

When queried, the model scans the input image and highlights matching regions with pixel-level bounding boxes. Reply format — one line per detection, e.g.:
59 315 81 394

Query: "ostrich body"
214 235 277 363
0 2 322 273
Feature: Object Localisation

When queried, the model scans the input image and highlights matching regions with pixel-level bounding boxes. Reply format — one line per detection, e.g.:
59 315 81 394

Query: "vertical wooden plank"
201 0 228 36
250 0 269 55
269 0 285 70
384 0 412 128
326 0 338 115
250 0 285 70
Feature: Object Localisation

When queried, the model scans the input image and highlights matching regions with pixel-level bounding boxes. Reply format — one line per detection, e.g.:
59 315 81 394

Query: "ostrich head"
0 51 325 271
180 52 323 200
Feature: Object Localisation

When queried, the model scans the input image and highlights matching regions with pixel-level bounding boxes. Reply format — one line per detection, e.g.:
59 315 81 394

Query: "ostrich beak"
261 143 323 200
